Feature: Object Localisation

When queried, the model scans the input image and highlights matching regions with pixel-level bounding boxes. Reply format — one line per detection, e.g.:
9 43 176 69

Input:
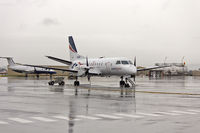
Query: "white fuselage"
9 64 56 74
70 57 137 77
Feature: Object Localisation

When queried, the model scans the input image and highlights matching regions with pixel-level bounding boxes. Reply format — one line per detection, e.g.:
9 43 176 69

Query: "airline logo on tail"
69 36 77 53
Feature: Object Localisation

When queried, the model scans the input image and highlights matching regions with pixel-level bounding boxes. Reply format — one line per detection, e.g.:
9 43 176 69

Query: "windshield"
129 61 133 64
116 60 121 64
121 60 129 65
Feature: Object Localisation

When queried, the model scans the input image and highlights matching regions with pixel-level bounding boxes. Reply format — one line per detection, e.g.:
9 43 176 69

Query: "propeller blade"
34 67 36 73
134 57 136 67
86 56 89 67
85 56 90 81
88 75 90 81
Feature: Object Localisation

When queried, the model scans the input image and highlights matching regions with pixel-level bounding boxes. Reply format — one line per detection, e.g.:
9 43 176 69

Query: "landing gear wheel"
120 80 125 87
48 81 55 86
74 81 80 86
59 81 65 86
125 83 130 88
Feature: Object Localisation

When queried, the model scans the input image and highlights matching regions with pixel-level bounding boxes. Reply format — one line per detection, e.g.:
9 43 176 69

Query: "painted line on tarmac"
114 113 144 118
136 91 200 96
95 114 122 119
77 86 200 96
187 110 200 113
53 116 81 121
170 111 197 115
0 121 9 124
155 111 181 116
76 115 101 120
8 118 33 123
136 112 162 117
30 117 57 122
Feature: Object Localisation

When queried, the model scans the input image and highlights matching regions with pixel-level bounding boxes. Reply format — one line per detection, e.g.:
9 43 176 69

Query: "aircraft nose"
128 66 137 74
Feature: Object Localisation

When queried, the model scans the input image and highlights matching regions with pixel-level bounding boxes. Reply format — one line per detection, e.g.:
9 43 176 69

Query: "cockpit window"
121 60 129 65
116 60 121 64
129 61 133 64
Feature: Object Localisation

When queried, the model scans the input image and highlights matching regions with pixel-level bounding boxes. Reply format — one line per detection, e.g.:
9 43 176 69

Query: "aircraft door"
105 62 111 74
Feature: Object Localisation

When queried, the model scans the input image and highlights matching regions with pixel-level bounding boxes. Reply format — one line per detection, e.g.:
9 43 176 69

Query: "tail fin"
0 57 15 66
68 36 85 61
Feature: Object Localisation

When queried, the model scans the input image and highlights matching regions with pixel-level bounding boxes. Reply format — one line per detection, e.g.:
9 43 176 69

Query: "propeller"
34 67 37 73
133 57 136 82
85 56 90 81
134 56 136 67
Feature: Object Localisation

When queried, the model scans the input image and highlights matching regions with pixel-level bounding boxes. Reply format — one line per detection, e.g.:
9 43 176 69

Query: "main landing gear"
48 77 65 86
74 77 80 86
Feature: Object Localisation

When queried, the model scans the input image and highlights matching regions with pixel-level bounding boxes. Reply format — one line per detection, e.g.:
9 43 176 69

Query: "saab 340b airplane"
41 36 166 87
0 57 56 78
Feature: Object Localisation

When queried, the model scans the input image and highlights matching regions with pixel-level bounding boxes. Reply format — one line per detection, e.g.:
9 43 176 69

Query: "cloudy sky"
0 0 200 68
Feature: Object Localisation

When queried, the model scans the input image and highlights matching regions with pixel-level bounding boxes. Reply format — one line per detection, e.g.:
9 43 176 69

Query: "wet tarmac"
1 76 200 133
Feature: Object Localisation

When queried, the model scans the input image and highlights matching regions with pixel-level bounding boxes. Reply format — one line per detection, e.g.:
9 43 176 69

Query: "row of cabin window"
116 60 133 65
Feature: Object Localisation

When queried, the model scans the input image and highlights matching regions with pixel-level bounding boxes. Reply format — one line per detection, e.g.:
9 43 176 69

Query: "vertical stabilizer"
68 36 85 61
0 57 15 66
6 57 15 66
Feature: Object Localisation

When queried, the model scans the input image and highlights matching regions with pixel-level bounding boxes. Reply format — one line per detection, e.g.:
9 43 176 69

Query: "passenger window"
116 61 121 64
121 60 129 65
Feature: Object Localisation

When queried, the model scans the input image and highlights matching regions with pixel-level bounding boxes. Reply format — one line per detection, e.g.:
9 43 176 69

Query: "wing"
21 64 78 73
46 56 72 65
137 66 169 72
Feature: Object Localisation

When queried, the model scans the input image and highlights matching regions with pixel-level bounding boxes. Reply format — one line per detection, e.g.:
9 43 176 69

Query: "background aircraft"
0 57 56 78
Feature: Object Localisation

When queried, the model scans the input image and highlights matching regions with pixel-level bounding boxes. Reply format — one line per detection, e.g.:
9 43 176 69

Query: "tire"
74 81 76 86
77 81 80 86
125 83 130 88
74 81 80 86
48 81 54 86
59 81 65 86
120 81 125 87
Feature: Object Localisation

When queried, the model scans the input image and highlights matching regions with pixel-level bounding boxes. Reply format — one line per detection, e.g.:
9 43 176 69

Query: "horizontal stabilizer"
46 56 72 65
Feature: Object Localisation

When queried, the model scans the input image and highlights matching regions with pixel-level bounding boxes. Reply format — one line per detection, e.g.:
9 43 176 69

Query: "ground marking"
95 114 122 119
170 111 197 115
8 118 33 123
155 111 181 116
31 117 57 122
0 121 9 124
114 113 144 118
187 110 200 113
136 112 162 117
53 115 81 121
76 115 101 120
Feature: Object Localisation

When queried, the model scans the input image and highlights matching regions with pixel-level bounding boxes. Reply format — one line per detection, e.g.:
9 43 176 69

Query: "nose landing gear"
120 76 135 97
120 76 132 88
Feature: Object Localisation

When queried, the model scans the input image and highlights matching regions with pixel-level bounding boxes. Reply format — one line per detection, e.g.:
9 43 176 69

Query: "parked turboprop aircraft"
0 57 56 78
43 36 167 87
17 36 167 87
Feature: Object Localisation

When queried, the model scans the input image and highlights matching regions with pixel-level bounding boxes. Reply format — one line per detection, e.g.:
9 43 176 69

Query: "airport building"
149 62 188 77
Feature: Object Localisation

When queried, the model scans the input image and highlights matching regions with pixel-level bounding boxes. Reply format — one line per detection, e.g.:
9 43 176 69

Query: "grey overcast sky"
0 0 200 67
